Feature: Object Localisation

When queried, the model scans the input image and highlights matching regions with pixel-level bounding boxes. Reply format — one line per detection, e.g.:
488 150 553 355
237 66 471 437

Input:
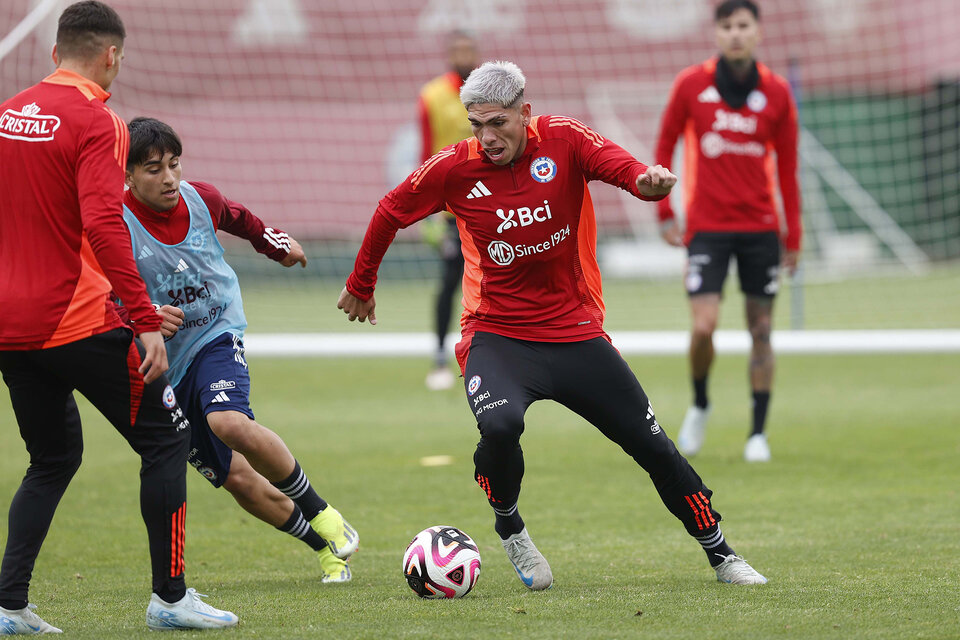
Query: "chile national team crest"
530 156 557 183
747 90 767 113
467 375 482 396
161 385 177 409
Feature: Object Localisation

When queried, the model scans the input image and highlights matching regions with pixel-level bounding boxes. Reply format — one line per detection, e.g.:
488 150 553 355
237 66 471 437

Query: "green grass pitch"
1 351 957 639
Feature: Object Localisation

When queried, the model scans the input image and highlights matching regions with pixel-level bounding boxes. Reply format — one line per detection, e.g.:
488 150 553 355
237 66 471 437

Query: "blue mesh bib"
124 181 246 386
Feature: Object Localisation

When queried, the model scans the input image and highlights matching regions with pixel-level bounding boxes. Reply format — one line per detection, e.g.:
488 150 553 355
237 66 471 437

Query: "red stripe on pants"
171 503 185 577
697 492 717 527
125 340 144 427
684 494 705 531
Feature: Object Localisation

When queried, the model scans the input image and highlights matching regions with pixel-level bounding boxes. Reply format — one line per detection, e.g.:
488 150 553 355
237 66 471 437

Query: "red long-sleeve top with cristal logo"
654 58 802 250
346 114 665 366
0 69 160 349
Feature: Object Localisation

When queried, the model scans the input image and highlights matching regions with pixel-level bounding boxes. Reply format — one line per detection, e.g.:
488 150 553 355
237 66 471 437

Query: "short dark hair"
447 30 476 46
715 0 760 21
126 118 182 171
56 1 125 61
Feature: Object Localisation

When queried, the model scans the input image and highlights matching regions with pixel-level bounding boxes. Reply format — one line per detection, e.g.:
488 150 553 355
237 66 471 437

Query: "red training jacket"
347 114 665 367
0 69 159 350
654 58 802 250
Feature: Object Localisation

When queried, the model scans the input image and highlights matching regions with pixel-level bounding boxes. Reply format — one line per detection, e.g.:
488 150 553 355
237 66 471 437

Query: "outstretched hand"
138 330 169 384
636 165 677 197
337 287 377 325
782 249 799 276
660 219 685 247
280 237 307 268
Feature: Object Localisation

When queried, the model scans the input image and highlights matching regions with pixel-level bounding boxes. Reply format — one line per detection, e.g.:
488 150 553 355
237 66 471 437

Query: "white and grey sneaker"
677 405 711 456
0 603 61 635
146 588 238 631
425 367 456 391
714 554 768 585
744 434 771 462
501 528 553 590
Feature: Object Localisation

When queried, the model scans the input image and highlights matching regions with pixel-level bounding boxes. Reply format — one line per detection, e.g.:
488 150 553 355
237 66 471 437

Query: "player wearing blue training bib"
121 117 358 583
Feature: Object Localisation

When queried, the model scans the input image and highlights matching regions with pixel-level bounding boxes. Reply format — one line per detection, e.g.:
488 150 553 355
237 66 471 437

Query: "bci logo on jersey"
495 200 553 234
530 156 557 183
712 109 757 135
0 103 61 142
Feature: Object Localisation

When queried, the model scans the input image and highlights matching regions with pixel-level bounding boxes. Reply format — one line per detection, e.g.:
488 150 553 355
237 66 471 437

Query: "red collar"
124 188 186 223
42 68 111 102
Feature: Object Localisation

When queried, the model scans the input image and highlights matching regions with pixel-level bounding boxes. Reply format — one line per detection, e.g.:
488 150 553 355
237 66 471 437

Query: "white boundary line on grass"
242 330 960 357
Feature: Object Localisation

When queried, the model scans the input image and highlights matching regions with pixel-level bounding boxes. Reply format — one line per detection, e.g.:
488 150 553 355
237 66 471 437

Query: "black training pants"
462 331 722 536
0 328 189 609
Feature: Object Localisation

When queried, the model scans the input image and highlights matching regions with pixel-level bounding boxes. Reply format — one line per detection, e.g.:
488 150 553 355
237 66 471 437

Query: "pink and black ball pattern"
402 526 482 598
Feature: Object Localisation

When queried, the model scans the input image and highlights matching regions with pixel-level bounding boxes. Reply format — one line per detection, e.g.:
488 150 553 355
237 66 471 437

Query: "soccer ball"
402 525 482 598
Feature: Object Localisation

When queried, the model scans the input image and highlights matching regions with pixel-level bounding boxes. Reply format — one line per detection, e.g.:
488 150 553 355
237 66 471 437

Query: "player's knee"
28 447 82 485
476 408 524 447
632 433 683 473
749 317 772 344
56 448 84 477
222 465 255 499
692 317 717 338
206 410 257 451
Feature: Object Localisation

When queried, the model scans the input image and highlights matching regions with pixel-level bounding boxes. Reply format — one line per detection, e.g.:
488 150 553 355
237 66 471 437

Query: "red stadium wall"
1 0 956 239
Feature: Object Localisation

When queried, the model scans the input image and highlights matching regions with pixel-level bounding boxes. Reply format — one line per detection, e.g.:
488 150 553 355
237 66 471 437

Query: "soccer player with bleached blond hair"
458 60 526 108
339 60 768 589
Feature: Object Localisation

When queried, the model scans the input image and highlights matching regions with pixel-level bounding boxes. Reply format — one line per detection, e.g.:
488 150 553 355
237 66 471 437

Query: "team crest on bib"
747 90 767 112
467 375 482 396
162 385 177 409
530 156 557 183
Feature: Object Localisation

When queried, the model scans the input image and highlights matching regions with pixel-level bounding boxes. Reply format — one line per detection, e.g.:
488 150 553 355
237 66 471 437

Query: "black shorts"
685 231 781 298
460 331 720 536
174 333 253 488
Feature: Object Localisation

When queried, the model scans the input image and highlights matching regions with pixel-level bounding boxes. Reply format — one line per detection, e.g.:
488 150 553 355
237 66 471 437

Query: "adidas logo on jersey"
465 180 493 199
211 391 230 403
138 245 155 259
646 400 662 434
174 258 189 273
698 86 721 103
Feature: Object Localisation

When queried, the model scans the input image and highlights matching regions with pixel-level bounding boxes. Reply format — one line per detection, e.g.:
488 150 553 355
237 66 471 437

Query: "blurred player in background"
339 61 767 589
122 117 358 584
654 0 801 462
0 1 237 633
418 31 479 390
